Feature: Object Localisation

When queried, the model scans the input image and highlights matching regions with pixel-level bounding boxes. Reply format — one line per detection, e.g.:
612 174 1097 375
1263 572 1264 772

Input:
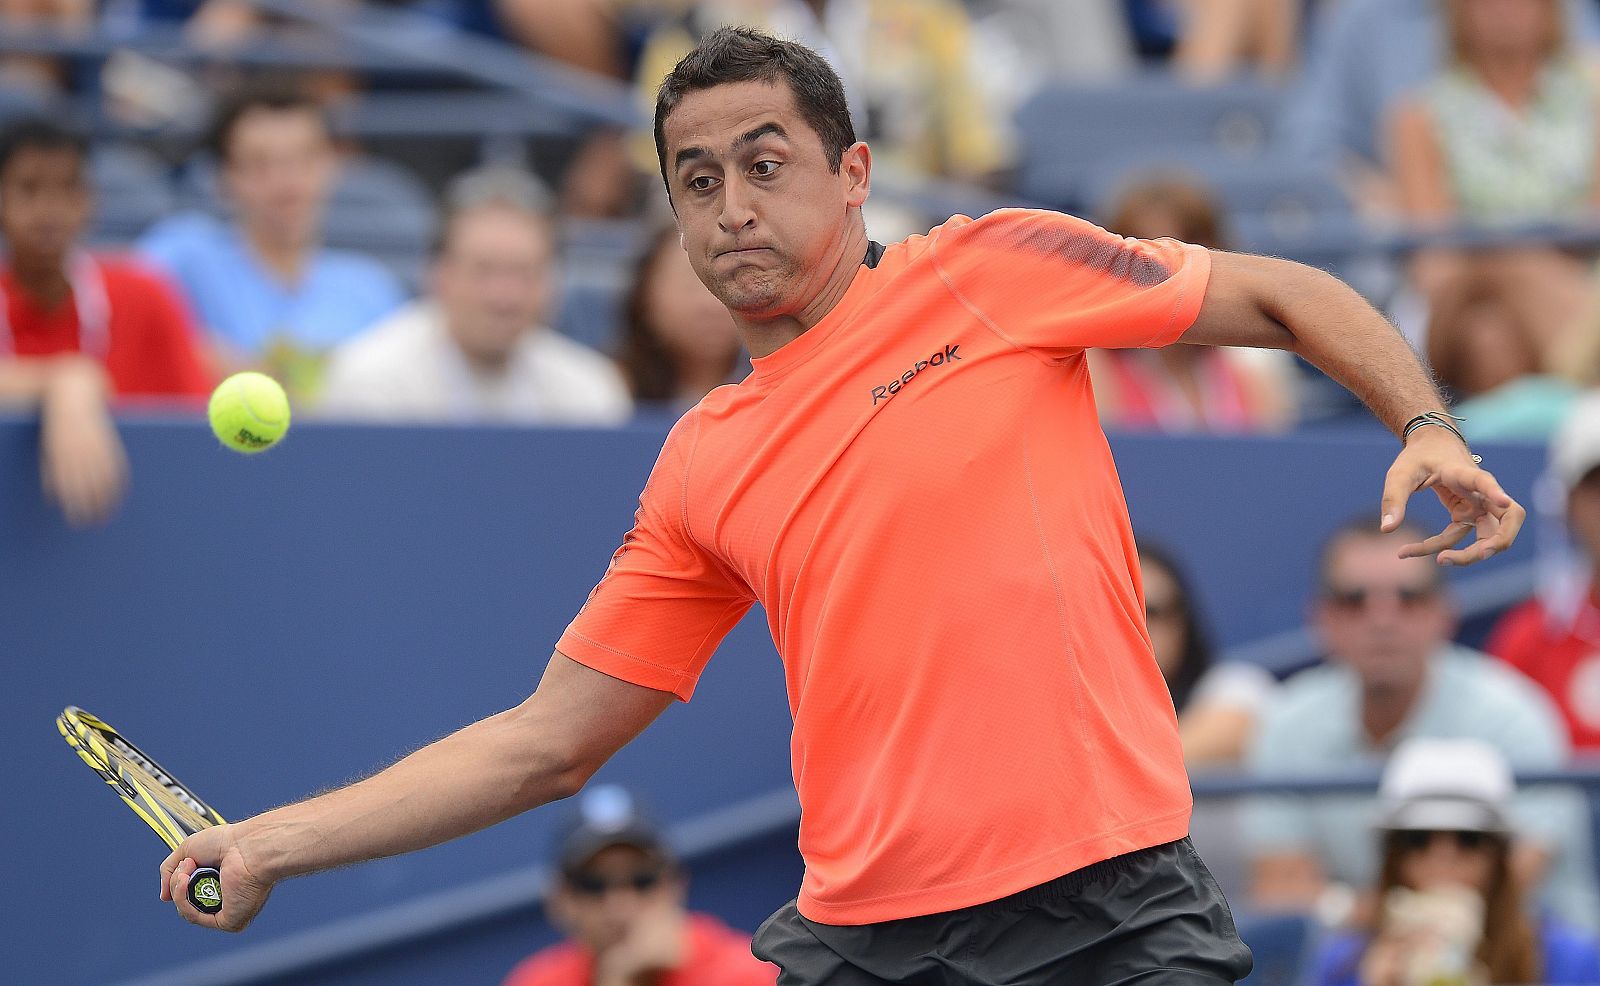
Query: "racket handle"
187 867 223 914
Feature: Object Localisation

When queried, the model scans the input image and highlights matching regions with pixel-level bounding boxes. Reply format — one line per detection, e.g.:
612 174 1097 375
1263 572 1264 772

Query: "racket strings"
57 710 224 850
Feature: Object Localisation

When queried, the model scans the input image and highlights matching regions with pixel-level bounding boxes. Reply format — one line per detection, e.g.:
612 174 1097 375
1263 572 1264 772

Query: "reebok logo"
871 344 961 406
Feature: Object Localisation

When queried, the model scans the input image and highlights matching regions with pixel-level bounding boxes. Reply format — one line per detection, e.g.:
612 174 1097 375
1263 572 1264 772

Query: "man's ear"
841 141 871 209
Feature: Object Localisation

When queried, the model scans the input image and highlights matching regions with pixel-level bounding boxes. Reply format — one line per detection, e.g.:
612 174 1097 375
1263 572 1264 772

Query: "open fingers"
1438 497 1527 567
1397 521 1474 559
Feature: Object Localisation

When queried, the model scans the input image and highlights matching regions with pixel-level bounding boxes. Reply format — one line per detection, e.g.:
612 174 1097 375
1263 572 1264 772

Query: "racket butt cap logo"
188 868 223 914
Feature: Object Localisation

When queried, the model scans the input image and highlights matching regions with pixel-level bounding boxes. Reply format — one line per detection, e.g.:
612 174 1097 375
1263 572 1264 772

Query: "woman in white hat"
1306 737 1599 986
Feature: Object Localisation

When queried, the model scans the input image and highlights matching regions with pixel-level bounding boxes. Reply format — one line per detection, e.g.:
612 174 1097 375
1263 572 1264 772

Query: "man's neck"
6 253 72 305
735 222 870 359
245 226 314 283
1360 672 1427 747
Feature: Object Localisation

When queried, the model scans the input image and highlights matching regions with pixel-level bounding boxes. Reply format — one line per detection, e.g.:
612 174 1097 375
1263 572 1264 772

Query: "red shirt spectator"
2 255 213 401
503 913 775 986
1487 591 1600 751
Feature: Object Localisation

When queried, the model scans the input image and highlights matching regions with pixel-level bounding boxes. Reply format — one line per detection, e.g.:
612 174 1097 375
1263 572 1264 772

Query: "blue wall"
0 414 1549 985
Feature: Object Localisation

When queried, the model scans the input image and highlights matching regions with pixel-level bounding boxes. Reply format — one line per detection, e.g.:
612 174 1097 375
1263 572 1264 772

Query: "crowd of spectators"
19 4 1600 983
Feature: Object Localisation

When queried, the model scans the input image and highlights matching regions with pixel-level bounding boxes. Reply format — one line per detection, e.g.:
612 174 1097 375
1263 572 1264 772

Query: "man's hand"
39 356 127 526
594 896 689 986
1380 427 1525 566
160 823 275 933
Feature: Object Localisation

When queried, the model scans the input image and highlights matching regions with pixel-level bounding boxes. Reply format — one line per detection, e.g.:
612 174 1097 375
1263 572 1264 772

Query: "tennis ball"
209 371 290 454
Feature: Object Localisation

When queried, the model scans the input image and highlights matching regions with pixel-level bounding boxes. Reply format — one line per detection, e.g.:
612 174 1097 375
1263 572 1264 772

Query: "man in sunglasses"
1244 517 1600 932
502 786 777 986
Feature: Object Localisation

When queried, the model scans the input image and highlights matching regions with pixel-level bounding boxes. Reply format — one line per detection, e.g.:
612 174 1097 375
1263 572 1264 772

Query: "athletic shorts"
751 837 1253 985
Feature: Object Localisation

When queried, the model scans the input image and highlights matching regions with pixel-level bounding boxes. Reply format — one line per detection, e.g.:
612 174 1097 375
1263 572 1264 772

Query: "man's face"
661 80 867 321
547 845 684 954
433 206 554 364
220 107 336 243
0 145 89 266
1567 469 1600 562
1315 534 1453 689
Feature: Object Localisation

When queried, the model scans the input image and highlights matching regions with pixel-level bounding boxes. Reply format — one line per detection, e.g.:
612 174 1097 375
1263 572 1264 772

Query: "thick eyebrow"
673 122 790 174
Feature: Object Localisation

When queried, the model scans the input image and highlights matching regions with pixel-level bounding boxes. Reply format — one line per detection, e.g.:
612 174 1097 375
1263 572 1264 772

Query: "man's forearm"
236 701 584 883
0 354 107 406
1268 264 1447 436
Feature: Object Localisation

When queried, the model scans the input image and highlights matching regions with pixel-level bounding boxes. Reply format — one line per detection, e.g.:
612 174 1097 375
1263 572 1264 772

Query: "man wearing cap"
1245 517 1600 930
1304 738 1600 986
503 786 777 986
1488 393 1600 752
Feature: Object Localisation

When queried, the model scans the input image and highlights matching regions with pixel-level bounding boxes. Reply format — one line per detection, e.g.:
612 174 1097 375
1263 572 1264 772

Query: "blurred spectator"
0 118 212 526
632 0 1006 185
1487 394 1600 751
1125 0 1304 82
1246 518 1599 931
138 85 406 399
1283 0 1597 216
1138 541 1276 767
319 167 629 424
1089 175 1297 432
1425 267 1579 441
495 0 631 79
964 0 1135 91
616 227 743 411
1390 0 1597 227
0 0 92 95
501 785 777 986
1388 0 1598 331
1306 738 1600 986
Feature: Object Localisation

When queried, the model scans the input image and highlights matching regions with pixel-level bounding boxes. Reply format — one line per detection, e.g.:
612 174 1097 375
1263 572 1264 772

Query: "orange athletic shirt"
559 208 1212 925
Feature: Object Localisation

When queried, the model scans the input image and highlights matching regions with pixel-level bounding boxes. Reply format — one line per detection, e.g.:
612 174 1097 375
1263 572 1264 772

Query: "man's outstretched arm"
1180 251 1524 565
159 652 675 931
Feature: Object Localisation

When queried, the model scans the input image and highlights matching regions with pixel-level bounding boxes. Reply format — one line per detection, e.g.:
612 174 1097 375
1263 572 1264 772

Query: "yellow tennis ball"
208 372 290 454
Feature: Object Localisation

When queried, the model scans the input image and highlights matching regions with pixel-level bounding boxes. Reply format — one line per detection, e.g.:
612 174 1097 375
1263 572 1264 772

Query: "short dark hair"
1317 515 1440 592
652 26 856 199
208 84 330 162
0 117 87 180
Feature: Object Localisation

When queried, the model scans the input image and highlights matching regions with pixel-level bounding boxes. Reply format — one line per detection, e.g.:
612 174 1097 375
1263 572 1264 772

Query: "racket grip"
187 867 223 914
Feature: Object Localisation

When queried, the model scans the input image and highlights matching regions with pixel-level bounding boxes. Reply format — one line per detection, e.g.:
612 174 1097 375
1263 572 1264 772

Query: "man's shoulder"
1437 645 1559 712
137 212 232 264
310 248 403 295
526 329 623 377
325 302 436 372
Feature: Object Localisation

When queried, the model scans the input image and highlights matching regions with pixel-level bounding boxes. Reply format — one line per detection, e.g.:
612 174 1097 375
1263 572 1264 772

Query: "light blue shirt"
1282 0 1599 165
1246 645 1600 931
137 212 406 356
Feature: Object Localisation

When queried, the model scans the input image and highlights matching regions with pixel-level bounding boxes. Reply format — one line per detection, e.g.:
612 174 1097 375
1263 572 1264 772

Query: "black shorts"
751 838 1253 986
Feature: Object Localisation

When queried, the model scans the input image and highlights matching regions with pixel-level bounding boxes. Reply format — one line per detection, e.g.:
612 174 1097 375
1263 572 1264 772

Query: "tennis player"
161 27 1525 984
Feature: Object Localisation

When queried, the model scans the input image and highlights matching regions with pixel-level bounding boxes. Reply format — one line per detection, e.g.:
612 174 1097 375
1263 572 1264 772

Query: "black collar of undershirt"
863 240 885 269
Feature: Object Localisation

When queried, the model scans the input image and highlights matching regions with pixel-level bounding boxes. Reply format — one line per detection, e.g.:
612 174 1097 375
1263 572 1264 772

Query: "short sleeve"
558 411 753 702
928 209 1212 358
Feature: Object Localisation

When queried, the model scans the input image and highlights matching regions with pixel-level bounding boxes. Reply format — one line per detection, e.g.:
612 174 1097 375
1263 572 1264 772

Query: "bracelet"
1401 411 1482 464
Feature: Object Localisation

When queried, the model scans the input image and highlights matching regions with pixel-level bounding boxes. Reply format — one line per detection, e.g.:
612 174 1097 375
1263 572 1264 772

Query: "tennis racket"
56 706 227 914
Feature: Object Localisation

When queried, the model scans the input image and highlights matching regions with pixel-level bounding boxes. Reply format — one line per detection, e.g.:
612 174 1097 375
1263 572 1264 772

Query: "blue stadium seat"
1014 75 1283 209
1235 912 1314 986
88 143 176 244
554 219 649 354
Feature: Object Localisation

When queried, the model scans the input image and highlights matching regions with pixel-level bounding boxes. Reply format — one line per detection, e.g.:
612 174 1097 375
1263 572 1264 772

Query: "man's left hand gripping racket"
56 706 228 915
